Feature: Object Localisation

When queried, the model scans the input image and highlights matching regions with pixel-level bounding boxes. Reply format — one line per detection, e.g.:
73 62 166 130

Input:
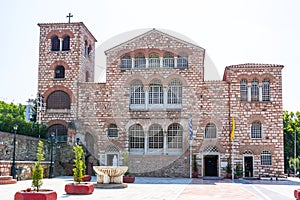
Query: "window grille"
240 79 248 101
262 79 270 101
203 146 219 152
148 53 160 68
47 124 67 143
261 151 272 165
134 53 146 68
130 80 145 104
47 90 71 109
167 123 182 149
51 35 60 51
54 66 65 78
251 79 259 101
204 123 217 138
163 52 174 68
177 54 188 68
129 124 144 149
62 35 70 51
149 79 163 104
107 124 118 138
167 80 182 104
149 124 163 149
251 121 262 138
121 54 132 68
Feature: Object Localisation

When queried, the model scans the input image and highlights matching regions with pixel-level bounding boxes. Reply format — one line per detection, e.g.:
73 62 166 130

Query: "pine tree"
32 140 44 191
73 145 84 183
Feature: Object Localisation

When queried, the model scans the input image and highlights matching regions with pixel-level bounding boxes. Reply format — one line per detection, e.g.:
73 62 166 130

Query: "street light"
11 124 18 179
49 132 55 178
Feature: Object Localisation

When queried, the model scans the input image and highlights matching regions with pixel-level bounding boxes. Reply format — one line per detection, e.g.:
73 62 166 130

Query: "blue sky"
0 0 299 112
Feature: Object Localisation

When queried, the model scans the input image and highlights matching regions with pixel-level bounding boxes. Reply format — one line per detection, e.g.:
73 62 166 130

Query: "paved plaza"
2 176 300 200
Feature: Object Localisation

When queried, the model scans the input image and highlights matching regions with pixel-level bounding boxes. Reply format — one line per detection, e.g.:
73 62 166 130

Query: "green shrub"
73 145 84 183
31 140 44 191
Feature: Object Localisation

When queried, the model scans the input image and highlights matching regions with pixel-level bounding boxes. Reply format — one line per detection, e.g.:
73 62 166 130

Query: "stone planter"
65 183 94 195
14 189 57 200
123 176 135 183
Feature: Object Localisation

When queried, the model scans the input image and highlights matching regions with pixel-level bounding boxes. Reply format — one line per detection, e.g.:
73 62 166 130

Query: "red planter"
14 190 57 200
65 183 94 195
123 176 135 183
294 189 300 200
192 172 198 178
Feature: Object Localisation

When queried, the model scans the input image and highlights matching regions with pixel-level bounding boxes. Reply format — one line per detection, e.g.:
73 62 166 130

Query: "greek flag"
189 116 193 140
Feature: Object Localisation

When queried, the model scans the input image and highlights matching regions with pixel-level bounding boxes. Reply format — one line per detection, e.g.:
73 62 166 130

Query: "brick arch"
125 121 146 135
147 49 163 57
46 30 75 39
124 75 147 87
164 74 188 86
44 85 75 103
147 74 164 85
261 73 275 83
236 74 250 82
176 47 193 56
162 49 177 56
249 74 262 82
50 60 71 70
46 119 68 128
248 114 265 124
115 49 133 59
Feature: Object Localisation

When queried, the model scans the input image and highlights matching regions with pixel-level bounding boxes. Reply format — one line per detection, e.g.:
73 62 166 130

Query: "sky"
0 0 299 112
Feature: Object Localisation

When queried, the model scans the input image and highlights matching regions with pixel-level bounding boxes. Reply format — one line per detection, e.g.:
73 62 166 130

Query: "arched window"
204 123 217 138
134 53 146 68
85 71 89 82
167 80 182 104
121 54 132 68
130 80 145 104
149 124 163 149
149 79 163 104
262 78 270 101
129 124 144 150
84 41 89 57
251 79 259 101
88 45 92 56
148 53 160 68
261 151 272 165
107 124 118 138
54 66 65 78
163 52 174 68
240 79 248 101
62 35 70 51
167 123 182 149
177 53 188 68
47 90 71 109
47 124 67 143
51 35 60 51
251 121 262 138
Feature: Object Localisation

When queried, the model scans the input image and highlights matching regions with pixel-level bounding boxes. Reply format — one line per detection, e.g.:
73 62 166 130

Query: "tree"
32 140 45 191
73 145 84 183
283 111 300 173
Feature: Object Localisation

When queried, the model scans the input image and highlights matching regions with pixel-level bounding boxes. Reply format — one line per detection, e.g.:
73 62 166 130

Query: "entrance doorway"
204 155 218 176
244 156 253 177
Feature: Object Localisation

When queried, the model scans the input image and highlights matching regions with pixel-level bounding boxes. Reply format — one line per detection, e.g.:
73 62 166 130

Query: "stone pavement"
1 176 300 200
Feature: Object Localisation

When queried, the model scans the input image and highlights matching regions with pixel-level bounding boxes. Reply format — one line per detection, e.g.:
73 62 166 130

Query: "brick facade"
37 22 284 178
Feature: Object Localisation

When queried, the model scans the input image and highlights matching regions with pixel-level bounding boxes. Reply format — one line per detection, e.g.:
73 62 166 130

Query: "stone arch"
124 75 147 87
50 60 71 70
248 114 265 124
46 29 75 39
261 73 275 83
44 85 75 103
164 73 188 86
147 74 164 86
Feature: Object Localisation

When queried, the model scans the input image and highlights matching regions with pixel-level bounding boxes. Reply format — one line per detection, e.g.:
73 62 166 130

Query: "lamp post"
11 124 18 179
49 132 55 178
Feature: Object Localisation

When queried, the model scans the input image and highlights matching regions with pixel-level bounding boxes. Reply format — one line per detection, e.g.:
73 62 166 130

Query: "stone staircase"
0 176 17 184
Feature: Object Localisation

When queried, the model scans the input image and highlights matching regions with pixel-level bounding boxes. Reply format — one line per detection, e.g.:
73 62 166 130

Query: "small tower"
37 21 97 141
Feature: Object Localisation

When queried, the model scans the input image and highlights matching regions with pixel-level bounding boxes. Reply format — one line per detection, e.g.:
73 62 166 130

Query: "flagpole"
189 116 193 179
231 115 235 182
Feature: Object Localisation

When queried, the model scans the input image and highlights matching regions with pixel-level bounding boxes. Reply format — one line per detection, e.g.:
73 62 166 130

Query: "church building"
37 21 284 178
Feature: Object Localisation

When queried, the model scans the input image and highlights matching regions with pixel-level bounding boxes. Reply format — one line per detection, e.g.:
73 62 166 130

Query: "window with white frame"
251 79 259 101
167 123 182 149
240 79 248 101
148 53 160 68
149 79 163 104
167 80 182 104
163 52 174 68
177 53 188 68
204 123 217 138
261 150 272 165
130 80 145 104
121 54 132 68
148 124 163 149
134 53 146 68
251 121 262 138
129 124 144 150
107 124 118 138
262 78 270 101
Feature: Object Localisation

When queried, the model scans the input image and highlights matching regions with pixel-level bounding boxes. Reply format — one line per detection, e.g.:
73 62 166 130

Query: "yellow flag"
231 115 235 140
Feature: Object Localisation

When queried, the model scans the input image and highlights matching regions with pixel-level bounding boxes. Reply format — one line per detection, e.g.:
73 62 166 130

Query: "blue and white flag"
189 116 193 140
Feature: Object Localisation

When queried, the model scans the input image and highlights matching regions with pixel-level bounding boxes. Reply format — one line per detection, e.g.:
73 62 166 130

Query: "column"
145 86 149 110
163 87 168 109
160 57 163 68
59 38 63 51
247 85 251 102
131 58 135 68
259 84 262 102
144 133 148 155
163 131 167 155
174 57 178 68
146 58 149 68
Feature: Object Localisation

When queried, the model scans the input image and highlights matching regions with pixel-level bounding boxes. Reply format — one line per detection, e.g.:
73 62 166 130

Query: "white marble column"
247 86 251 102
160 57 163 68
259 84 263 102
131 58 135 68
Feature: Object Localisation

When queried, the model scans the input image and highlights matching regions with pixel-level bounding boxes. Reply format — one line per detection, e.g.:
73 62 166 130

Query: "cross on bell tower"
66 13 73 23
